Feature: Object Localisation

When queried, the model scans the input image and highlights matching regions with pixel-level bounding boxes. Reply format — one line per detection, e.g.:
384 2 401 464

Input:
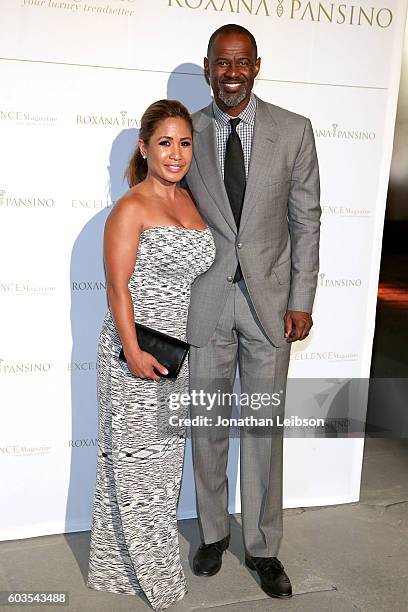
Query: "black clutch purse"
118 323 189 379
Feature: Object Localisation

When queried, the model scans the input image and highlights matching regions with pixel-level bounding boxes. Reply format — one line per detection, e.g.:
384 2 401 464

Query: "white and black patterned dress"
87 225 216 611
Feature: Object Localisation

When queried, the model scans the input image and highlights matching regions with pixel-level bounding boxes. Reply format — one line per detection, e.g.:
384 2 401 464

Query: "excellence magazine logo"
321 203 372 218
0 444 52 457
0 109 58 126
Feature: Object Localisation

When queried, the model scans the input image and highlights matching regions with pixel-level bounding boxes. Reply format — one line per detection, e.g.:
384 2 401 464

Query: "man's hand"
284 310 313 343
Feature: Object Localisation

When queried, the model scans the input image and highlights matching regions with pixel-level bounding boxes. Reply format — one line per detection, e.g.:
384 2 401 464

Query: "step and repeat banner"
1 0 407 540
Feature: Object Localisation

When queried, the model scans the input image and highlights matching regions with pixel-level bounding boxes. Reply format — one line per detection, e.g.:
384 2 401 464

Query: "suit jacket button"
237 243 242 249
227 275 233 282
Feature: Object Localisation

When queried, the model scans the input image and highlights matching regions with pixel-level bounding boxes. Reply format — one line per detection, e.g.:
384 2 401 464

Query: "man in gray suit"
184 24 320 599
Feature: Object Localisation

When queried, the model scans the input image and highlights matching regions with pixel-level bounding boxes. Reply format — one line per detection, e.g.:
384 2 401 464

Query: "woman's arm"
103 198 167 380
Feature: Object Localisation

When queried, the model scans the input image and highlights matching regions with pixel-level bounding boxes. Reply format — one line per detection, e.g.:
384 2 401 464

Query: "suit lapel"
193 105 237 234
239 98 280 234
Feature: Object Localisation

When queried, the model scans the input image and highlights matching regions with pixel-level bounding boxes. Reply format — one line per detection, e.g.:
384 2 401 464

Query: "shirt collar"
213 93 257 128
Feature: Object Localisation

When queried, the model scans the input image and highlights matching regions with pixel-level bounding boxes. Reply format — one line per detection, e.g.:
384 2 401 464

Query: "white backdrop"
1 0 406 540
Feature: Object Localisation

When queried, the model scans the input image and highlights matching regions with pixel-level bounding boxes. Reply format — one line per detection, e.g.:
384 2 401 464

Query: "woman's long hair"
126 99 193 187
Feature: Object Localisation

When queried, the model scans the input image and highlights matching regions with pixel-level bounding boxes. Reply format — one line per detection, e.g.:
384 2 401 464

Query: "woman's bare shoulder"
107 186 148 226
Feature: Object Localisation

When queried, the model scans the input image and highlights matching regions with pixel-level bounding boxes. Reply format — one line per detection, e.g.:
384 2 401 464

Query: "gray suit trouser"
189 278 291 557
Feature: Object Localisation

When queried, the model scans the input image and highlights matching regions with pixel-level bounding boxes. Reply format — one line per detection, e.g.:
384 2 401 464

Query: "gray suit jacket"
185 94 321 348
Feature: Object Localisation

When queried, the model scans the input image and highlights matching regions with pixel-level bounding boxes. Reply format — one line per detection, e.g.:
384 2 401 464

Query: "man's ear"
255 57 261 78
204 57 210 85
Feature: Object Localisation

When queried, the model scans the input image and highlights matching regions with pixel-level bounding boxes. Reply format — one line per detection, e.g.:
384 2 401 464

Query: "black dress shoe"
192 535 230 576
245 554 292 598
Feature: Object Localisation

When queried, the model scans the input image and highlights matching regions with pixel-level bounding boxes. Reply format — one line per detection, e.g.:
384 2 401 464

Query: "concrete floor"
1 436 407 612
1 254 407 612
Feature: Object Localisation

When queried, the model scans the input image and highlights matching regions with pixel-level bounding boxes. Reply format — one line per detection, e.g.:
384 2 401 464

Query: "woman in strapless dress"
87 100 216 610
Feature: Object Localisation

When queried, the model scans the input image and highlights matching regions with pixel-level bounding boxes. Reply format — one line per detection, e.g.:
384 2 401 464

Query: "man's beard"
217 81 248 107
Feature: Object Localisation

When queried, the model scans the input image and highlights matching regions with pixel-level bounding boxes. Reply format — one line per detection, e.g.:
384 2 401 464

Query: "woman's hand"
125 348 168 381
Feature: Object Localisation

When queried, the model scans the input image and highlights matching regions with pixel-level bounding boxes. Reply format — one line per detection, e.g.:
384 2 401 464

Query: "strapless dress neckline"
140 225 210 237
